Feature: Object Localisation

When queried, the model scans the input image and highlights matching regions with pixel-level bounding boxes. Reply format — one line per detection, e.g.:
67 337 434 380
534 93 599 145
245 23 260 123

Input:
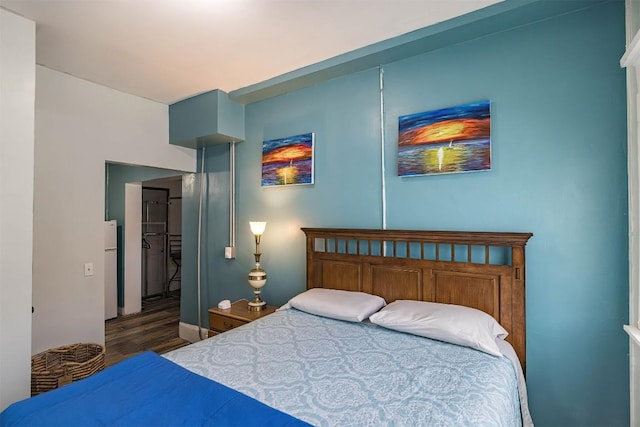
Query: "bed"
1 228 533 426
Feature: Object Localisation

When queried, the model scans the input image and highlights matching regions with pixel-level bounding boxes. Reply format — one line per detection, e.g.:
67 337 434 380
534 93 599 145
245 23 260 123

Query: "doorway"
104 162 186 318
141 177 182 313
142 187 168 299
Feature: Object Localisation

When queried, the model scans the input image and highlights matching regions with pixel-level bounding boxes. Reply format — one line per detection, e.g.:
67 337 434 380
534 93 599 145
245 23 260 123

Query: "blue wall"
181 2 628 425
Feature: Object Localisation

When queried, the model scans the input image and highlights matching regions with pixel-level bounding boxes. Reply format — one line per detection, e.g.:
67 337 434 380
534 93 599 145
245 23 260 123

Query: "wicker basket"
31 343 105 396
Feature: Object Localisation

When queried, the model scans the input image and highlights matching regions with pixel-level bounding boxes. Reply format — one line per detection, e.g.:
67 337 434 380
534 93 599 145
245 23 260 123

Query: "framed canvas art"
397 100 491 177
261 133 314 187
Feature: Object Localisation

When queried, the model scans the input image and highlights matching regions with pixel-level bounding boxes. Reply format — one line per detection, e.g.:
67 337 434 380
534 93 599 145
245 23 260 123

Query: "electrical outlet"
224 246 235 259
84 262 94 277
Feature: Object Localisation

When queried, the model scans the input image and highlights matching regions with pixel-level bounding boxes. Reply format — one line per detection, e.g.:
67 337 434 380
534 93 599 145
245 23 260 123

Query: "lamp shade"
249 221 267 236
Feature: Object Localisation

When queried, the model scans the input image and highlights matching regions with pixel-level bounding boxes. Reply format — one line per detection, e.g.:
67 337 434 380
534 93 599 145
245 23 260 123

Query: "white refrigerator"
104 220 118 320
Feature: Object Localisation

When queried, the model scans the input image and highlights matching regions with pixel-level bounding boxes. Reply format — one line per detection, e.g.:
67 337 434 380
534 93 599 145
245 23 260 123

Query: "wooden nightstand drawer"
208 299 277 336
209 313 247 332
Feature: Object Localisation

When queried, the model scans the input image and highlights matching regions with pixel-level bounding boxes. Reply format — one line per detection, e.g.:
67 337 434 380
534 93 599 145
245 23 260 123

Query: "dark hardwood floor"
105 293 190 367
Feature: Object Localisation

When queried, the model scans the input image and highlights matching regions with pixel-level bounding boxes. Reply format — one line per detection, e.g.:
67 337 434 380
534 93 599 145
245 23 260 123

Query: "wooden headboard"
301 228 533 371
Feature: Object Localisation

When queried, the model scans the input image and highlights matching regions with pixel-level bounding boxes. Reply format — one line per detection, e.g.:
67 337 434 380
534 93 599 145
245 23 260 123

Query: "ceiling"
0 0 502 105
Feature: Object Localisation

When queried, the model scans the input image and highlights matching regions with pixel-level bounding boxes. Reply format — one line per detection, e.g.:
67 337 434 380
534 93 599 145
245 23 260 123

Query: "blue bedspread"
1 351 310 426
166 309 525 427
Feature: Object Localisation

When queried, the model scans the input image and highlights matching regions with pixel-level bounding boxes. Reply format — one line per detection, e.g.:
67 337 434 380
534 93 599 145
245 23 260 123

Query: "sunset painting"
398 100 491 177
261 133 314 187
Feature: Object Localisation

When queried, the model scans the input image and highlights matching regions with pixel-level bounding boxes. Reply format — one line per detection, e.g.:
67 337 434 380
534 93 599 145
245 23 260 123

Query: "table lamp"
247 221 267 311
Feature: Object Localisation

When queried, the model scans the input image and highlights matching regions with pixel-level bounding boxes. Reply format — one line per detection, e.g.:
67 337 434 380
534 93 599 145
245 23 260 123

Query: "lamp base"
248 291 266 311
248 300 266 311
248 267 266 311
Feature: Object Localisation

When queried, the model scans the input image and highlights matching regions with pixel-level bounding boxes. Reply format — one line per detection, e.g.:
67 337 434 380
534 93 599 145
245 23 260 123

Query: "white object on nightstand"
218 300 231 309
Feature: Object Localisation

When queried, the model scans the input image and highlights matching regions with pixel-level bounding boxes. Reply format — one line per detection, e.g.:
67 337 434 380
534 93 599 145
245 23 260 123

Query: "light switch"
84 262 94 277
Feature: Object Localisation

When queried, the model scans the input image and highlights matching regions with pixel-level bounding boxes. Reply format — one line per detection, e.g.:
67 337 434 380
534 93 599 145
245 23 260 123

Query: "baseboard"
626 325 640 427
179 322 209 343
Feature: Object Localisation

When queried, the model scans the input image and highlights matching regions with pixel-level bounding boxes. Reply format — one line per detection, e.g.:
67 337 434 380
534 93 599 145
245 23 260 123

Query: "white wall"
123 182 142 315
32 67 197 357
0 10 35 410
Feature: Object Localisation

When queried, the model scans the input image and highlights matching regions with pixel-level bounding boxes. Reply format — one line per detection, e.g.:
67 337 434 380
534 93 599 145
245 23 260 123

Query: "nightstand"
208 299 277 337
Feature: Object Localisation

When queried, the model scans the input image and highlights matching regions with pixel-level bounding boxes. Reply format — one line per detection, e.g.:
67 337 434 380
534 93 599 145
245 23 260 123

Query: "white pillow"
282 288 386 322
369 300 507 356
